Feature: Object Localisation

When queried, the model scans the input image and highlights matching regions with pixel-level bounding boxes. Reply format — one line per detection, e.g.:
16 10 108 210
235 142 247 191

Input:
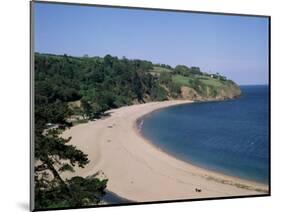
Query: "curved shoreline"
135 103 267 189
135 112 268 193
134 101 269 195
62 100 268 202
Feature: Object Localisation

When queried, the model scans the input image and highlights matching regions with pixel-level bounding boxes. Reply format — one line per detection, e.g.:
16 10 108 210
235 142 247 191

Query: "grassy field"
151 66 172 73
172 74 225 88
172 75 194 87
199 78 224 87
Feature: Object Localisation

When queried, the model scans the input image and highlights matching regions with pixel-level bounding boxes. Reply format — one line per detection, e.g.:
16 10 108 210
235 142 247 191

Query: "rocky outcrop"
216 83 241 99
180 83 241 101
181 86 203 100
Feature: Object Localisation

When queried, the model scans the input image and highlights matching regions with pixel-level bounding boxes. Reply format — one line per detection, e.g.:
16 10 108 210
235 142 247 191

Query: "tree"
34 80 107 209
190 66 202 75
81 98 92 119
174 65 191 76
151 83 168 101
34 109 108 209
132 72 144 102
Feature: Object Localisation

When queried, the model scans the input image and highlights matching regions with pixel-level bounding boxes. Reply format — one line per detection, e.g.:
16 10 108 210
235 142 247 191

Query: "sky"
34 2 269 85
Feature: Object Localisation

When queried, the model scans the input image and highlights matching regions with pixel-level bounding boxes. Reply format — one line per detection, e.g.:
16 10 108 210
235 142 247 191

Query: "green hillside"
35 53 241 122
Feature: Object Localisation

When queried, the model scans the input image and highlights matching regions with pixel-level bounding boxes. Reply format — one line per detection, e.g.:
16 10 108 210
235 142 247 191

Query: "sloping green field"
172 75 194 87
172 75 225 88
199 78 224 87
151 66 172 73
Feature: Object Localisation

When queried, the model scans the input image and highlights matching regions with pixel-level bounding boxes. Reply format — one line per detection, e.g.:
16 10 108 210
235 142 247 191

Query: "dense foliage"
35 53 181 120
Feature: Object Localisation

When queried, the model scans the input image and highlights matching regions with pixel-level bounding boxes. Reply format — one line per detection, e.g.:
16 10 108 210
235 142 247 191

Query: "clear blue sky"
34 2 269 85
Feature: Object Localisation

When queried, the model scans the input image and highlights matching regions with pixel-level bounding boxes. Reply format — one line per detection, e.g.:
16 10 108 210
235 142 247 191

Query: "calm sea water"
141 85 269 184
102 190 133 204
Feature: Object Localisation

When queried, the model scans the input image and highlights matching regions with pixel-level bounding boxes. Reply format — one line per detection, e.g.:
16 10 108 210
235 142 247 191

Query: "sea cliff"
180 82 241 101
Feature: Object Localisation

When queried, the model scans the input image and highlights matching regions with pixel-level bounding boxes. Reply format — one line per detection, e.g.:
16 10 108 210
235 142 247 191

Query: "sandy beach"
62 100 268 202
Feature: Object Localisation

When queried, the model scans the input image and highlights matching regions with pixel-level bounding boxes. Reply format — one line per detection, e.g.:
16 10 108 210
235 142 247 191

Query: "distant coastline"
62 99 268 202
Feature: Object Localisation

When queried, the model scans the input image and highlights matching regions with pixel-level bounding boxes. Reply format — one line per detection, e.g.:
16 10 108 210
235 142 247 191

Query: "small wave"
138 120 144 132
135 118 144 133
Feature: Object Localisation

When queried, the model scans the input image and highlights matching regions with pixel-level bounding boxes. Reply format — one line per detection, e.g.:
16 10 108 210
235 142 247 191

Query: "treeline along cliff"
35 53 241 121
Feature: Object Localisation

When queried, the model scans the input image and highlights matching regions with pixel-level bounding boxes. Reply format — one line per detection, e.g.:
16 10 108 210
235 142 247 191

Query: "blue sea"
140 85 269 184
